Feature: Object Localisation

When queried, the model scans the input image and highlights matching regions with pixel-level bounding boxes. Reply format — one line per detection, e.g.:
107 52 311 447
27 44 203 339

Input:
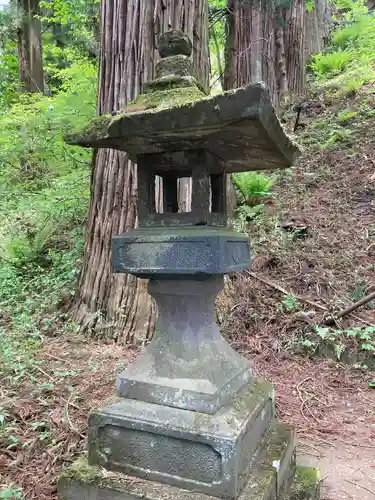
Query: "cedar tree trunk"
17 0 44 92
224 0 331 105
73 0 209 343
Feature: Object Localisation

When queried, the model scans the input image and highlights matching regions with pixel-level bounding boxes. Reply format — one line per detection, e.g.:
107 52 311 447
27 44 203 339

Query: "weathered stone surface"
136 151 231 227
143 74 199 94
87 379 275 498
155 54 196 80
143 54 201 95
58 424 298 500
112 227 250 278
158 30 193 58
66 83 299 172
115 276 252 412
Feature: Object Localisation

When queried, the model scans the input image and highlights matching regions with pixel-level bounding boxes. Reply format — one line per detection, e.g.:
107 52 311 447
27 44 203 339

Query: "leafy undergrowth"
0 62 96 498
0 335 137 500
0 60 96 362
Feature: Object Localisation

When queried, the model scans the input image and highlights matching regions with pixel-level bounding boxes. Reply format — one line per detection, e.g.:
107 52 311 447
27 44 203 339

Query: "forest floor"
2 88 375 498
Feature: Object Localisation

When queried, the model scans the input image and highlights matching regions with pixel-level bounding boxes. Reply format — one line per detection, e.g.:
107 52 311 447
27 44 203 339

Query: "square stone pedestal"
58 430 320 500
87 379 274 499
58 378 320 500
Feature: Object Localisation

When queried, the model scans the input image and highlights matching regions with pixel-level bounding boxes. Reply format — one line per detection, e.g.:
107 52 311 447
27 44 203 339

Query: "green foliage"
310 0 375 91
320 127 352 148
232 172 274 207
338 110 358 122
296 325 375 362
232 172 274 230
40 0 100 25
0 60 96 188
277 295 301 313
208 0 226 88
305 0 314 12
311 50 352 78
233 204 266 232
0 488 23 500
0 61 95 352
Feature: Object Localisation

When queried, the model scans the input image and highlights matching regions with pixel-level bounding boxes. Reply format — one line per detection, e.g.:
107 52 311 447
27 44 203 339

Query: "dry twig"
344 479 375 497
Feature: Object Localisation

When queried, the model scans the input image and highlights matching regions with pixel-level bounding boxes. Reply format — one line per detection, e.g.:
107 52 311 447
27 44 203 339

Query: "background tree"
72 0 210 342
15 0 44 92
222 0 332 104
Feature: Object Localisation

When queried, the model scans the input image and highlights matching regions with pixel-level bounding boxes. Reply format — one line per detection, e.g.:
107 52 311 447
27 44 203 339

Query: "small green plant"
311 50 352 79
233 204 265 232
276 295 301 313
349 281 367 301
282 295 300 311
296 325 375 361
320 128 351 149
0 488 23 500
0 329 41 385
353 363 369 370
232 172 274 207
338 110 358 123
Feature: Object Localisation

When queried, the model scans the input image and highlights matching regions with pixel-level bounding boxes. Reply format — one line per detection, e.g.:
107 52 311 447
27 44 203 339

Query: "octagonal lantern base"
112 227 251 280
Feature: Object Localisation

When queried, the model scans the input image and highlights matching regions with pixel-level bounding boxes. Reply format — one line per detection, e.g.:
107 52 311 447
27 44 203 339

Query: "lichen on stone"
59 457 104 484
289 465 320 499
65 114 112 145
143 75 200 94
114 85 205 118
155 54 195 80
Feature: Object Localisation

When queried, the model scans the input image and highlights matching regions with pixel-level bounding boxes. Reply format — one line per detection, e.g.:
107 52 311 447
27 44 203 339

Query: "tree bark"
224 0 331 105
275 16 288 101
284 0 305 96
223 0 236 91
17 0 44 93
73 0 209 343
224 0 279 103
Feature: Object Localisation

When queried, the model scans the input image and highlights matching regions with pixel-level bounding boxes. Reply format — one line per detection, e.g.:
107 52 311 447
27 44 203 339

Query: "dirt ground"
302 439 375 499
253 354 375 500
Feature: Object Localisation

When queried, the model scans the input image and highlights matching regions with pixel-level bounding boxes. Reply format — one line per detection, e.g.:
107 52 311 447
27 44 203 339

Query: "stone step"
239 422 296 499
59 423 319 500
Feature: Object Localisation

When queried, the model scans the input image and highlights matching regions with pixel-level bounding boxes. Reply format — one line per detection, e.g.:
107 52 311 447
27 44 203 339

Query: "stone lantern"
59 30 320 500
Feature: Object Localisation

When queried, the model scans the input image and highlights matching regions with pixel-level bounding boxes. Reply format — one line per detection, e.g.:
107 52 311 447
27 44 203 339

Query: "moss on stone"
59 456 138 490
59 457 104 484
143 75 199 94
116 85 205 117
295 466 320 488
65 114 112 144
155 54 194 79
65 82 207 146
289 466 320 499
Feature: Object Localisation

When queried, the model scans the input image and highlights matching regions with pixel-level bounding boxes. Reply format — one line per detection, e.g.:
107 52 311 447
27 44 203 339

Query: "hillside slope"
222 85 375 366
